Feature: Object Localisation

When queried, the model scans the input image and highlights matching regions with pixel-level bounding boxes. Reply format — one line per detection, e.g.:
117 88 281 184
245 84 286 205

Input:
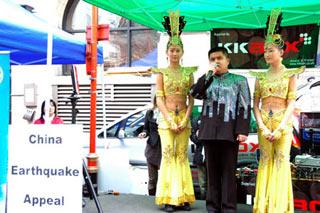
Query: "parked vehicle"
81 105 259 196
80 74 320 203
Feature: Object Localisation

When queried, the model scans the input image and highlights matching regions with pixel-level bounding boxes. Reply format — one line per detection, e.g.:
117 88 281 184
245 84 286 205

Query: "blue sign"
0 52 10 204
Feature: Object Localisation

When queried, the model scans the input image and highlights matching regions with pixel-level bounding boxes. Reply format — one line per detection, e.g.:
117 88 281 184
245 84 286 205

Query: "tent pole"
87 5 99 194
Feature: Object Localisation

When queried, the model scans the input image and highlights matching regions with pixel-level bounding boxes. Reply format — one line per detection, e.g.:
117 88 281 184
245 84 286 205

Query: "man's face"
208 51 230 74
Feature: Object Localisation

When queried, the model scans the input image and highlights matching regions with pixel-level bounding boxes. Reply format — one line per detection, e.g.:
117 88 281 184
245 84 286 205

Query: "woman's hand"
270 126 283 141
166 116 179 133
170 120 179 133
266 131 281 142
272 129 282 140
260 126 273 141
264 129 282 142
260 122 284 142
177 117 189 133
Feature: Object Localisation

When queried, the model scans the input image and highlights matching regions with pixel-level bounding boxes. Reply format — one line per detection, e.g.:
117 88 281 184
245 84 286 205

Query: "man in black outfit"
190 47 251 213
138 97 161 196
190 114 207 200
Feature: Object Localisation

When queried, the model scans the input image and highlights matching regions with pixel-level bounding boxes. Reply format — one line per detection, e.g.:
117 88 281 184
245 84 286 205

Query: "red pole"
87 6 98 191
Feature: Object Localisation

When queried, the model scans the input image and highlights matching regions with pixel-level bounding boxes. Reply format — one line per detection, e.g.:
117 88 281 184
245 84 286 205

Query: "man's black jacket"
190 72 251 143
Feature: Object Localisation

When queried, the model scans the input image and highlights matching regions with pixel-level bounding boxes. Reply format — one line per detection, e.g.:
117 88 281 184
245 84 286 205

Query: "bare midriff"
261 97 287 113
165 95 187 112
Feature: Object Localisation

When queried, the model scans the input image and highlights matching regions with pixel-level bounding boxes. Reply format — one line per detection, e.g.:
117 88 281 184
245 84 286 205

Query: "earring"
180 58 183 65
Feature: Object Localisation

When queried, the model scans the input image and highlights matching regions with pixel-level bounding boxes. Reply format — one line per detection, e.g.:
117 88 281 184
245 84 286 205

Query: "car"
80 72 320 207
82 106 150 195
81 105 260 197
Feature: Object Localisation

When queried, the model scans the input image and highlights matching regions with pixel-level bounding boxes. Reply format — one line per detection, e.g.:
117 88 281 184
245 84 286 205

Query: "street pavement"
83 194 312 213
82 194 253 213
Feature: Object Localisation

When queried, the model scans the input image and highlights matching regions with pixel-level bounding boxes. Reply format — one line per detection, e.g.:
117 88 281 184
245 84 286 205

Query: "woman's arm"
155 74 170 120
178 74 195 131
253 80 272 139
155 74 178 131
272 75 297 135
186 74 195 119
253 80 264 128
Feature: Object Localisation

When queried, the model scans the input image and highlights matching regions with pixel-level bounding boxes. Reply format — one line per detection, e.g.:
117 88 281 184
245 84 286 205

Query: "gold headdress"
265 8 284 49
162 11 186 49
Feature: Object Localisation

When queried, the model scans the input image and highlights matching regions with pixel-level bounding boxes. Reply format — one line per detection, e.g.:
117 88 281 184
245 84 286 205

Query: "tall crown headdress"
162 11 186 49
265 8 284 48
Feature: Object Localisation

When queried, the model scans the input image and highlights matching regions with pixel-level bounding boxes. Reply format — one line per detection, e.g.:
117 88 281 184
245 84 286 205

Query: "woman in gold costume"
152 11 196 212
250 9 304 213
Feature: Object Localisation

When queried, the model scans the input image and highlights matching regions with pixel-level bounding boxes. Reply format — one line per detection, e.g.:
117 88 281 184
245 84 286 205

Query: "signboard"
211 24 319 69
0 52 10 212
7 125 83 213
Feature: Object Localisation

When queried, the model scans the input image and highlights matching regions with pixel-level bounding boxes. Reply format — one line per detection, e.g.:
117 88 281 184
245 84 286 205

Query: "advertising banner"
211 24 319 69
7 125 83 213
0 52 10 212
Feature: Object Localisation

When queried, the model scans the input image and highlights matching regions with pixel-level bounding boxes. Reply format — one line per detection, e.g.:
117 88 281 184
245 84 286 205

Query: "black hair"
40 99 57 119
162 13 186 52
265 12 285 50
162 15 186 37
166 40 184 52
265 12 283 36
208 47 230 59
152 96 157 108
264 41 286 51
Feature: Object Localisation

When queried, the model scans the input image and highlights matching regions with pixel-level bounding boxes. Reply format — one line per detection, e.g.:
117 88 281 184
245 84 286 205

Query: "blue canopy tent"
0 0 103 65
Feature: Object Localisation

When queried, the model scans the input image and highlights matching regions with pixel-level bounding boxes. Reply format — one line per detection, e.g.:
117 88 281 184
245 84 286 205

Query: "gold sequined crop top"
250 66 304 100
152 66 197 96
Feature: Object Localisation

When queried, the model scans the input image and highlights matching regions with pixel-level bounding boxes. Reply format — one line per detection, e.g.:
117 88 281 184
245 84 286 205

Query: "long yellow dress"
152 67 196 206
250 67 304 213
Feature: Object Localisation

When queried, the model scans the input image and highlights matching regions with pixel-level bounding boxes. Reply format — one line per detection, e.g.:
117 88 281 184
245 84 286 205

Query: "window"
131 30 158 67
105 31 128 67
97 122 119 138
63 0 159 74
97 110 146 139
122 111 146 138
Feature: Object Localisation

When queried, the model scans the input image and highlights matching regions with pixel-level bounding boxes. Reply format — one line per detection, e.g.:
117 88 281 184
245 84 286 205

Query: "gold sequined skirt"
155 110 195 206
253 109 294 213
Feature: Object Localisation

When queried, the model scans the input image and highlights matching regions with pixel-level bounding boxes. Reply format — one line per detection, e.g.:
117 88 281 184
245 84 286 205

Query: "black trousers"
147 162 159 196
204 140 239 213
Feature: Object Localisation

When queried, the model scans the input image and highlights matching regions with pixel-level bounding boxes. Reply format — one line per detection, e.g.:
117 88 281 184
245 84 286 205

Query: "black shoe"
164 204 175 212
148 188 156 196
179 202 191 211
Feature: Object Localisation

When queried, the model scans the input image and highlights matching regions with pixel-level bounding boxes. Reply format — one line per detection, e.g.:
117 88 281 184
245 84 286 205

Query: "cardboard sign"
7 125 83 213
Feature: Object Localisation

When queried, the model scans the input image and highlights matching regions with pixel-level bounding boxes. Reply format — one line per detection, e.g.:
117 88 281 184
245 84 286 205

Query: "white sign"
7 125 83 213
